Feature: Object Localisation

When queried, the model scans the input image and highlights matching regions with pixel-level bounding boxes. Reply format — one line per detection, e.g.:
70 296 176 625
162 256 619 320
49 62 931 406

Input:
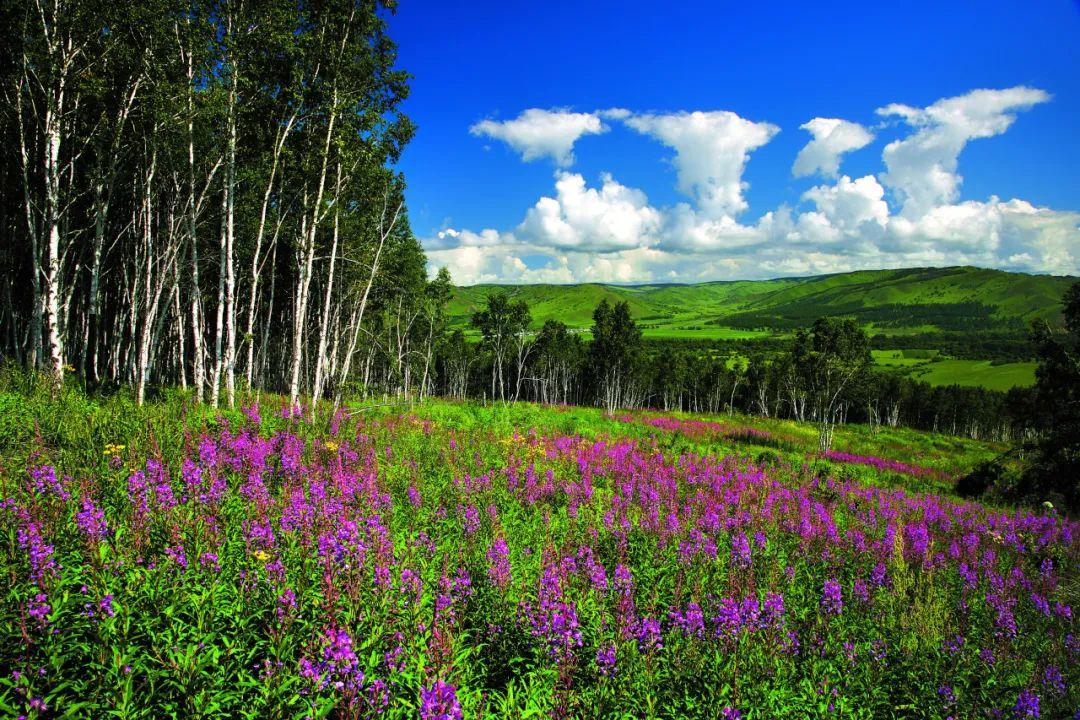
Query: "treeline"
719 301 1025 334
869 331 1036 363
429 293 1042 445
0 0 457 409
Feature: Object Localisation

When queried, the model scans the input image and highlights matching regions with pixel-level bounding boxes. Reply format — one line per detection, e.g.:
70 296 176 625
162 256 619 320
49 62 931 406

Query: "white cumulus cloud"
877 86 1050 217
801 175 889 235
469 108 607 167
622 110 779 218
517 172 663 252
431 90 1078 284
792 118 874 178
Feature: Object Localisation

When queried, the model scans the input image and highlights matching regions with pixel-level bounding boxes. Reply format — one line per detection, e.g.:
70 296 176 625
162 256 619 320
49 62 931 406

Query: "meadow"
447 267 1070 391
1 377 1076 719
447 267 1075 338
872 352 1037 391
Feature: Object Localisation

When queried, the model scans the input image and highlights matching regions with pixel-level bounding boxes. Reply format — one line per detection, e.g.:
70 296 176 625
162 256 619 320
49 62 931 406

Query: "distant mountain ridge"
447 266 1075 337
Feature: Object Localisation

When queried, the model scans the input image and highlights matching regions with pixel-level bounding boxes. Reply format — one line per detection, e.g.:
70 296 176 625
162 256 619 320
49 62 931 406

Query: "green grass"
871 350 1035 390
5 375 1073 718
905 359 1037 390
871 350 933 368
449 266 1074 340
635 325 772 340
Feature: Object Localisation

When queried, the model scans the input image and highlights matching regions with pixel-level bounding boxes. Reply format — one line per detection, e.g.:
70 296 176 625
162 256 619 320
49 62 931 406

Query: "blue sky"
390 1 1080 284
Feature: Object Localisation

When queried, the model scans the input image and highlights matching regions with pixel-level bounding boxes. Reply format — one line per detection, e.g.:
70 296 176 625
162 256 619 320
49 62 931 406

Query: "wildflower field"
0 385 1076 719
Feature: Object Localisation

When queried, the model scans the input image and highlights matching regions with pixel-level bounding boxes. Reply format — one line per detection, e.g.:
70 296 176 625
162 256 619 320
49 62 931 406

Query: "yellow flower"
253 550 270 562
323 441 339 452
103 443 126 456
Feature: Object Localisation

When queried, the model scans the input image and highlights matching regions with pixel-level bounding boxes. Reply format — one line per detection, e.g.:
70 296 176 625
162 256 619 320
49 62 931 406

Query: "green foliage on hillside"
448 267 1075 338
1 381 1074 718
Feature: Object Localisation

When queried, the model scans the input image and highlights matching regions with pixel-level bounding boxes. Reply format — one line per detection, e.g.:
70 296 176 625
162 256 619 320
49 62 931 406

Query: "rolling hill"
448 266 1075 340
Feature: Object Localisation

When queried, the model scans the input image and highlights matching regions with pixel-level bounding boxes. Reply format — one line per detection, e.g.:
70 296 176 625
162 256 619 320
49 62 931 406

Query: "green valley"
448 266 1073 390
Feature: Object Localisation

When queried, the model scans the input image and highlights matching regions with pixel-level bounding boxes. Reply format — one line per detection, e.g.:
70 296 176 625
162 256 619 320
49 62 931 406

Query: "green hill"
448 266 1074 340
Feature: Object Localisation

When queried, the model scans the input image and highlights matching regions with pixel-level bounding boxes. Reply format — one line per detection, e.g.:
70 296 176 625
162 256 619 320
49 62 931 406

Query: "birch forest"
0 0 454 407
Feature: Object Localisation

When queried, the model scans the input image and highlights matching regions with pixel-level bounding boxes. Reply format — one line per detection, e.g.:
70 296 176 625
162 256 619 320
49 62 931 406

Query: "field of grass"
449 267 1069 391
1 375 1075 718
450 267 1075 338
453 323 771 342
871 351 1037 390
871 350 935 368
633 325 772 340
906 360 1038 391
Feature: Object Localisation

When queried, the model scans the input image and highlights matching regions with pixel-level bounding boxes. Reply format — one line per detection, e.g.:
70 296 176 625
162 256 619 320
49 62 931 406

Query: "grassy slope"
0 380 1003 503
448 266 1074 334
447 267 1068 389
906 360 1038 391
871 350 1037 390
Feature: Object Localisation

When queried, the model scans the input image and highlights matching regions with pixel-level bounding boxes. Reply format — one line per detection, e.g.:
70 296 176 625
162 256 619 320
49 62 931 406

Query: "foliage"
0 385 1076 718
1023 281 1080 512
447 267 1075 348
471 292 532 402
588 300 643 411
0 0 429 406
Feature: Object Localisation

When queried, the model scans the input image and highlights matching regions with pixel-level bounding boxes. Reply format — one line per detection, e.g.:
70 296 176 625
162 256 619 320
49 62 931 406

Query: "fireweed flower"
6 417 1079 715
713 597 743 639
460 504 481 535
30 464 69 500
943 634 965 654
27 592 50 626
731 532 752 569
670 602 705 638
16 521 56 582
164 545 188 570
99 595 115 618
636 616 663 653
75 497 108 541
740 596 761 630
419 679 462 720
821 579 843 616
276 589 297 621
852 578 869 604
300 626 364 693
588 559 608 592
485 536 511 590
1042 665 1065 696
762 592 785 628
241 403 261 425
1013 689 1040 718
596 644 617 676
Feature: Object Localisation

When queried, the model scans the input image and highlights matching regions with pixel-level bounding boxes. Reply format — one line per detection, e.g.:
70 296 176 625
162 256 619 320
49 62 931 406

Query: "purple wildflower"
419 679 462 720
821 578 843 616
486 536 511 590
596 644 617 676
1013 689 1039 718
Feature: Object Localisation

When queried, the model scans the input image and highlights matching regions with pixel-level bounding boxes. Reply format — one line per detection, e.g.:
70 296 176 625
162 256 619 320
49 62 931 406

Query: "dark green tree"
1025 282 1080 511
589 300 642 411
